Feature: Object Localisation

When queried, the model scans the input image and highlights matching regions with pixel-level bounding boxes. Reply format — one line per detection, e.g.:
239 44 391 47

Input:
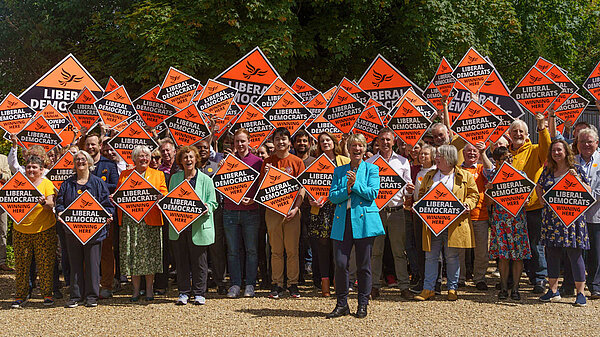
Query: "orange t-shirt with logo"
462 164 488 221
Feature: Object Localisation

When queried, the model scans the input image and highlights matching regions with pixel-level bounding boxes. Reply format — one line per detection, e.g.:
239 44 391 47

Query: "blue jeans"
223 209 260 287
424 231 460 291
525 209 547 284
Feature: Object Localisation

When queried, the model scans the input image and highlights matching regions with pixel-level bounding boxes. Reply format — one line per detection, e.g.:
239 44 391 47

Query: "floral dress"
538 165 590 249
485 169 532 260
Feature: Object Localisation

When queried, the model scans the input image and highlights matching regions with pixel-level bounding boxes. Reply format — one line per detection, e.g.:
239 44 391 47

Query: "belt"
382 206 403 213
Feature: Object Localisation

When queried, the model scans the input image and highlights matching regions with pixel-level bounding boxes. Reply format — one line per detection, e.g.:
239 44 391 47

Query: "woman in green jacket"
169 146 218 305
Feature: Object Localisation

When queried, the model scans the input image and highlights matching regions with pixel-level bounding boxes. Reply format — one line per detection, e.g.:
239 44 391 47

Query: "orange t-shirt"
260 153 305 178
462 164 488 221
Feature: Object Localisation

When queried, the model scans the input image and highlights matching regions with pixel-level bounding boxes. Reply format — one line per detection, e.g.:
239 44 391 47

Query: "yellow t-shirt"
14 178 56 234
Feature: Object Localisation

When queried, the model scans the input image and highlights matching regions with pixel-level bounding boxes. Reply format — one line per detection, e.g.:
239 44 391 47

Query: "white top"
432 170 455 192
8 147 49 177
413 165 437 200
366 151 412 207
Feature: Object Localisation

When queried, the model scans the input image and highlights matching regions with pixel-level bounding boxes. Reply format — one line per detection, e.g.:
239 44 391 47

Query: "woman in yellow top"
308 132 350 297
11 155 57 308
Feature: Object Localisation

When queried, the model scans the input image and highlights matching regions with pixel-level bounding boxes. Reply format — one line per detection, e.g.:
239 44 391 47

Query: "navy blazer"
56 174 115 244
93 156 119 193
329 161 384 241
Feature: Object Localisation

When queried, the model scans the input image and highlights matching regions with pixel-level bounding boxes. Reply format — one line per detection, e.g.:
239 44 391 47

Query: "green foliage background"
0 0 599 101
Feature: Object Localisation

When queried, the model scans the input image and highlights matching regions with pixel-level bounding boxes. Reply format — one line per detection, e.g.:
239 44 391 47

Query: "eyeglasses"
75 158 88 163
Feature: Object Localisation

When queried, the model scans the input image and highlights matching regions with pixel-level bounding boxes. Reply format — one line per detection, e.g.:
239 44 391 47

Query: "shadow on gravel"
237 308 325 318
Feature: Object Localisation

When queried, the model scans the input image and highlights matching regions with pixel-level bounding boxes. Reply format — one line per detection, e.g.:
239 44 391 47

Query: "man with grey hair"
507 112 550 293
572 128 600 298
366 127 415 299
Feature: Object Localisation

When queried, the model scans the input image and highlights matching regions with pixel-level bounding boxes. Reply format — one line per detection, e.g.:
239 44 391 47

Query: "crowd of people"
3 96 600 319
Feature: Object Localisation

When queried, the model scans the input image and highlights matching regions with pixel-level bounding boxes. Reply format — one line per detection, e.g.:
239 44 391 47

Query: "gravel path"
0 272 598 336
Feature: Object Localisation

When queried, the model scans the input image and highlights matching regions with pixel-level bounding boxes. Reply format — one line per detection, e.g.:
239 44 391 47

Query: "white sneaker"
194 295 206 305
176 294 188 305
244 285 255 297
227 285 240 298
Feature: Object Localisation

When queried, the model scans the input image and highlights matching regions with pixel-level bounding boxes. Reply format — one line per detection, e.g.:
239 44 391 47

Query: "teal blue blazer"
328 161 384 241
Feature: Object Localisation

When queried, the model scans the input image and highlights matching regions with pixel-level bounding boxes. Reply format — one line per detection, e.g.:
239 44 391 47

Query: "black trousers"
334 210 374 307
173 228 208 297
208 206 226 287
154 220 171 289
65 234 101 302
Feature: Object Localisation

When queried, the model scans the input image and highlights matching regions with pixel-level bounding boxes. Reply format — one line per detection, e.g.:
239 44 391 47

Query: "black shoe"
154 289 166 296
559 286 575 298
510 289 521 301
498 289 508 300
326 305 350 319
458 282 466 289
85 300 98 307
434 282 442 295
356 304 368 318
410 276 421 287
217 285 228 296
409 284 423 294
591 291 600 299
532 284 545 294
288 284 300 298
269 285 283 299
53 289 64 299
476 281 488 291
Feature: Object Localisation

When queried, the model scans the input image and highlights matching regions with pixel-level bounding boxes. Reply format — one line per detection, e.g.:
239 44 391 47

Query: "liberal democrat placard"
297 154 335 202
59 190 111 245
108 121 158 165
158 180 207 234
113 170 163 223
46 151 75 190
386 99 431 147
372 156 407 209
542 173 595 227
511 66 562 116
450 100 500 146
0 171 43 224
212 154 260 205
0 93 37 135
254 166 302 216
164 104 211 147
16 115 61 153
485 162 534 217
414 182 466 236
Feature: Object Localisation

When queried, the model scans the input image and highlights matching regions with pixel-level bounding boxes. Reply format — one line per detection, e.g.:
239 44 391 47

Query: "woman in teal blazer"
168 146 218 305
327 133 384 319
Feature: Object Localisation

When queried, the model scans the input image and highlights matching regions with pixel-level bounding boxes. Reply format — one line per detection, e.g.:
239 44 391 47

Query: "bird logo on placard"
372 70 393 88
130 179 143 188
6 100 17 108
564 179 577 189
281 98 294 107
65 158 73 166
247 111 258 119
114 92 125 101
207 85 219 94
185 110 196 119
467 108 479 118
466 55 479 64
440 64 448 72
528 75 542 85
314 98 325 106
81 93 93 103
365 111 376 120
169 75 181 84
336 95 348 105
400 106 412 117
59 69 83 86
178 189 192 198
13 179 26 188
81 199 93 207
434 190 448 198
501 171 514 180
484 79 495 86
295 84 306 91
34 122 45 131
273 84 286 94
226 162 238 171
549 72 561 80
317 162 331 171
378 166 388 173
127 128 142 137
243 62 268 79
269 175 281 183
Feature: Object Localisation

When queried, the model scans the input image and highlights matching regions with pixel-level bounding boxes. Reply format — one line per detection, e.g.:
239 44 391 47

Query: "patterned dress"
120 216 163 276
538 165 590 249
486 168 532 260
308 202 336 239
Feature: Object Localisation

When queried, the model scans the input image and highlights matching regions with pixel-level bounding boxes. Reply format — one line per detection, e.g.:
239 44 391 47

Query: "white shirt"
366 151 412 207
432 170 455 192
414 165 437 200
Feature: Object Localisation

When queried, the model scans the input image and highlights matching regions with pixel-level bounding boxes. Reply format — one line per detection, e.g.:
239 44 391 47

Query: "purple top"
224 152 263 211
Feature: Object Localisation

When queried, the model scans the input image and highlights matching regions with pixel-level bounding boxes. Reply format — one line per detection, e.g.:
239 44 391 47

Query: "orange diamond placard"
485 162 535 217
414 182 466 236
59 190 111 245
113 170 163 223
212 154 260 205
297 154 335 202
543 172 595 227
158 180 207 234
372 156 407 210
254 166 301 216
0 171 43 224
